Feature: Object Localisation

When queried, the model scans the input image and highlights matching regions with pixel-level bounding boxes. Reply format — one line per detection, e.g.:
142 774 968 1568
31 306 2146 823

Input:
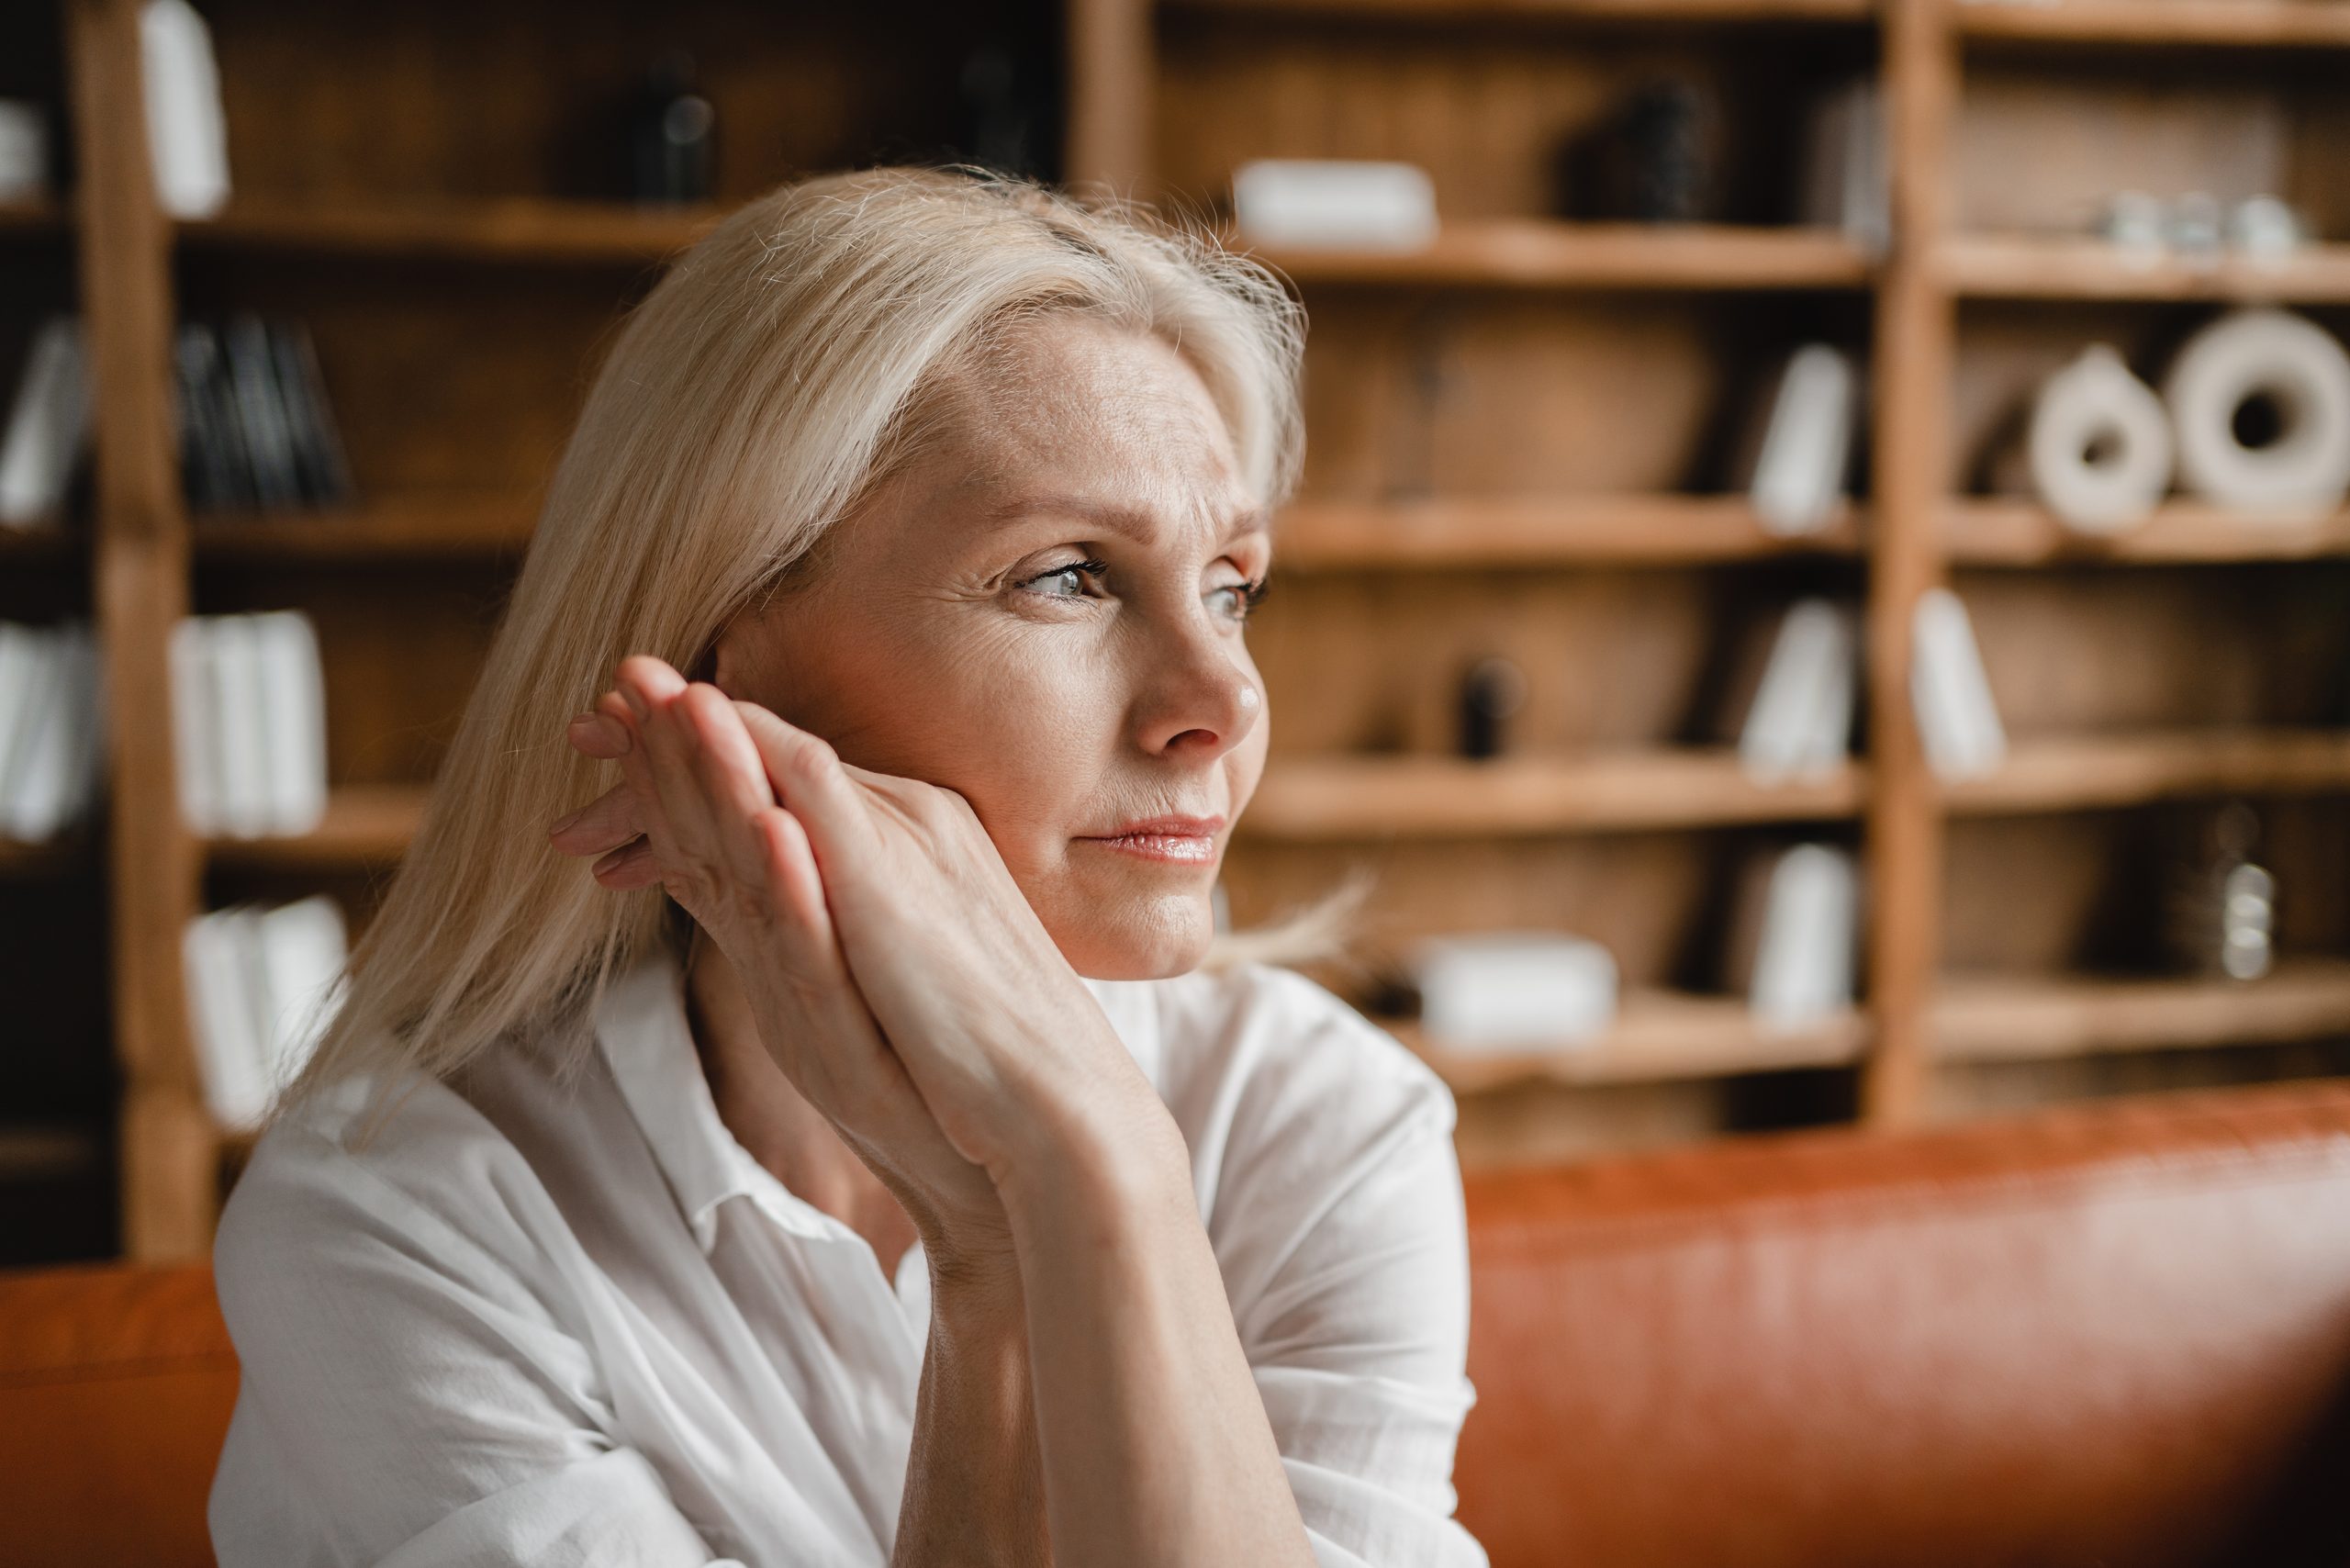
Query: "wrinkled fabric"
209 946 1488 1567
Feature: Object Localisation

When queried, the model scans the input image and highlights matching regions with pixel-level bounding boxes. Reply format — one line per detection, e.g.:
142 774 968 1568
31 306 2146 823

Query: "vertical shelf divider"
1860 0 1959 1125
69 0 213 1257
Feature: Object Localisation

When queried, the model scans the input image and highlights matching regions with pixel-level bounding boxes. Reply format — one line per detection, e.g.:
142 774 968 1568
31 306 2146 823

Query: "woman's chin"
1049 889 1216 981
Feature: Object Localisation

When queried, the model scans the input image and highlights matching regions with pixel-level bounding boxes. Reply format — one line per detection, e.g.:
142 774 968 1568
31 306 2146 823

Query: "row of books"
171 610 328 838
0 620 105 844
185 894 348 1131
1733 589 2007 787
0 311 354 527
175 315 355 513
1404 840 1861 1051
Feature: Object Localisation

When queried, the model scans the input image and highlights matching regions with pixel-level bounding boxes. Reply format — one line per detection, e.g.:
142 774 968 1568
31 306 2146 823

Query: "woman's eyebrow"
983 495 1268 543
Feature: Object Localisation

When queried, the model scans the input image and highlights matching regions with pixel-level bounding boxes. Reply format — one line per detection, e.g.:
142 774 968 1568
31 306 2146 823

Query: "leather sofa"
6 1078 2348 1566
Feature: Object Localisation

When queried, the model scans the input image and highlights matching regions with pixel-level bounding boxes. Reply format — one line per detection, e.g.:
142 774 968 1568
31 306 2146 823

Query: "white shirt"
208 945 1488 1567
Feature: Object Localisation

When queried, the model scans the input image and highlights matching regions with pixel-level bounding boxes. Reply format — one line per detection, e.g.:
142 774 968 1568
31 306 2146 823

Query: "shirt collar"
590 943 1164 1256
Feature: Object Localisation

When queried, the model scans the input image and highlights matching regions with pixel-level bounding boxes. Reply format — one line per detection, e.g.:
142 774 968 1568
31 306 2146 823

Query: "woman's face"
711 313 1273 980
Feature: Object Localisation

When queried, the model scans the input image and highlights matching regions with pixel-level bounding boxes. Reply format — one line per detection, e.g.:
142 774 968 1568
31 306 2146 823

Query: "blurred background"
6 0 2349 1266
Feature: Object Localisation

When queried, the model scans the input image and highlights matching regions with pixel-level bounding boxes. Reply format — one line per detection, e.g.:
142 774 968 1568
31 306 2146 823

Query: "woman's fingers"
732 700 873 872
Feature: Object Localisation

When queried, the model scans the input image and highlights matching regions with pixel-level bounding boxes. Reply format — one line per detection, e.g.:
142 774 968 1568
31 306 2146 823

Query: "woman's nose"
1137 633 1261 761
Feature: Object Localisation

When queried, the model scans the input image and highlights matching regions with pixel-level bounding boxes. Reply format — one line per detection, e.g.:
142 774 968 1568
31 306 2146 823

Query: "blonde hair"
279 164 1363 1112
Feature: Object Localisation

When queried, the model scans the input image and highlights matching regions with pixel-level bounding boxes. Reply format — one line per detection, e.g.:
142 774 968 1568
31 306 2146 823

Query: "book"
1746 344 1859 536
223 314 305 511
171 611 330 837
1408 930 1618 1051
1739 599 1858 785
1910 587 2008 781
140 0 230 219
1729 843 1861 1031
0 620 104 843
183 894 349 1131
269 319 355 507
0 315 89 528
1232 159 1438 251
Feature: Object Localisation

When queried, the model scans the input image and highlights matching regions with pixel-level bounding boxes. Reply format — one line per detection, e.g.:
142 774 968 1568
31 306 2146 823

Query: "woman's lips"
1080 812 1225 864
1080 828 1221 865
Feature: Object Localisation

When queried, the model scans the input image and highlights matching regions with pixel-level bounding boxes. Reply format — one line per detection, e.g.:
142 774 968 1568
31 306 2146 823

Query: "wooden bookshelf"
35 0 2350 1253
1228 221 1874 291
1944 499 2350 565
1939 235 2350 303
176 197 726 266
1276 495 1863 568
1943 730 2350 816
1952 0 2350 49
1391 993 1869 1093
190 493 539 560
1934 960 2350 1062
1244 751 1866 838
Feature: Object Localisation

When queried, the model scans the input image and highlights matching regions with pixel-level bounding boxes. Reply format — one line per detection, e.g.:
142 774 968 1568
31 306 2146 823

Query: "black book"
266 319 354 508
174 321 249 512
222 313 303 511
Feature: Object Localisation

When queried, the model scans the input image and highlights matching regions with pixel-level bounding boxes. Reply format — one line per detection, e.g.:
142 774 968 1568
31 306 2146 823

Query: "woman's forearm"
998 1100 1316 1568
892 1263 1048 1567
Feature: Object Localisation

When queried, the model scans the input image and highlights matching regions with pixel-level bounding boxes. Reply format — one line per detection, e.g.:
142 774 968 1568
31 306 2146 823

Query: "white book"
170 615 221 834
252 893 348 1087
1750 344 1858 536
0 628 62 841
1740 599 1857 784
4 622 95 840
0 315 89 527
252 610 327 834
209 613 272 838
1910 587 2009 781
1232 159 1438 251
0 622 42 799
1410 930 1618 1051
1748 844 1860 1031
184 903 274 1130
140 0 230 219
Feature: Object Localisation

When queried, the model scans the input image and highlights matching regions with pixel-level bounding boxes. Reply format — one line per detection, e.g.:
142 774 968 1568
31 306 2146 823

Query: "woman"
208 165 1484 1567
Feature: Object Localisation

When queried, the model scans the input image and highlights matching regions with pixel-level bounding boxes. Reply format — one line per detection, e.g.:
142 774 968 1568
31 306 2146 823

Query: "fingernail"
621 684 648 720
548 803 587 835
567 710 599 729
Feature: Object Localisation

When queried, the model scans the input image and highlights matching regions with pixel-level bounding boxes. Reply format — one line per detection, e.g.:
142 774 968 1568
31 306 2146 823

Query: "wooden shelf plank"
0 1124 106 1182
175 197 726 264
1226 220 1874 290
1934 958 2350 1061
1169 0 1875 21
1943 729 2350 815
1278 494 1863 568
192 493 538 560
1386 992 1869 1093
1946 498 2350 564
0 196 70 235
1241 749 1865 838
205 782 429 871
1955 0 2350 47
1941 234 2350 302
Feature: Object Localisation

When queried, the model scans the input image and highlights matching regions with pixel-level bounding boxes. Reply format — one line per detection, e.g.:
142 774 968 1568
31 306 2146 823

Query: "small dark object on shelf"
1557 78 1724 224
2164 800 2276 981
632 49 716 206
1458 655 1528 760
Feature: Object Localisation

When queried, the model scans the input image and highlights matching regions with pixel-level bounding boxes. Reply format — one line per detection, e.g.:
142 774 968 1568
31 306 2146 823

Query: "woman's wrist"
990 1071 1195 1244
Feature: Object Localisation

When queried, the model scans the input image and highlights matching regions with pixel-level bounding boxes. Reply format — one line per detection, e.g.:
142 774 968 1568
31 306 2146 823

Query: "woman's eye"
1211 577 1270 622
1020 558 1108 600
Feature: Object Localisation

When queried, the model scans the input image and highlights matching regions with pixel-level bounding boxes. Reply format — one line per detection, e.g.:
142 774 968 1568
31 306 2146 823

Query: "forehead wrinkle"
979 493 1268 549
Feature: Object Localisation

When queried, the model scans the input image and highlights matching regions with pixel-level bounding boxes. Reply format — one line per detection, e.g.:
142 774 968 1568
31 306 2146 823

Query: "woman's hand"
553 656 1172 1207
550 659 1013 1271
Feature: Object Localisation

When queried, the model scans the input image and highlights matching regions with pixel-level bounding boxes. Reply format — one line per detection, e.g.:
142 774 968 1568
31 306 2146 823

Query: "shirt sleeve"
1186 969 1492 1568
207 1103 743 1568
